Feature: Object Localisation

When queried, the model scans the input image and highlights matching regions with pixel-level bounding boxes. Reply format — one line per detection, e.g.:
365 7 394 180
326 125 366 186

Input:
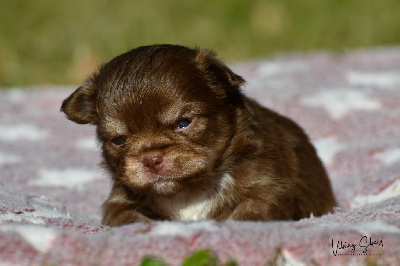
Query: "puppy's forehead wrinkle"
102 116 128 135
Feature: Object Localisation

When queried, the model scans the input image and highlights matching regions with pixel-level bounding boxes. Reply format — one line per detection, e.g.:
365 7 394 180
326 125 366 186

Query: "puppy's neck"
155 172 235 220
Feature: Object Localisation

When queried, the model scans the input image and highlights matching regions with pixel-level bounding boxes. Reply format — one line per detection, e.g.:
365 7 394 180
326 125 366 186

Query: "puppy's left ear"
61 78 99 125
195 49 245 104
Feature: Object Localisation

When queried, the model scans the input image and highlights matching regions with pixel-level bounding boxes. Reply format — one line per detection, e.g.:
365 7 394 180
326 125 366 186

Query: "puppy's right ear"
61 79 98 125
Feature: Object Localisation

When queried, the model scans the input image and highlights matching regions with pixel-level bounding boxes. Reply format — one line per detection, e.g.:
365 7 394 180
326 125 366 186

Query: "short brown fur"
61 44 336 226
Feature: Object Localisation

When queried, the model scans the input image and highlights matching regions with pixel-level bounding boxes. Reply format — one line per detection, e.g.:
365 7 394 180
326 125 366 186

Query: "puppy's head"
61 45 245 196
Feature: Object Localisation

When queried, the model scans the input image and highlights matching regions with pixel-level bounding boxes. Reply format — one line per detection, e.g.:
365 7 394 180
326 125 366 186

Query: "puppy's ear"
61 79 98 124
195 49 245 103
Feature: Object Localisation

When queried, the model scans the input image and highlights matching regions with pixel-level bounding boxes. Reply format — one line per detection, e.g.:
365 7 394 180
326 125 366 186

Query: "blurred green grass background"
1 0 399 87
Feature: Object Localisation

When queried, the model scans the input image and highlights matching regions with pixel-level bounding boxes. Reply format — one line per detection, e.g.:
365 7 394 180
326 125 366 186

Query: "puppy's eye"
111 137 126 146
176 118 192 129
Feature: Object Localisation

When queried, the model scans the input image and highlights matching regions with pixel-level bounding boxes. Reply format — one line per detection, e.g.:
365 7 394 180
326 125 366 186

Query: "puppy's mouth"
152 175 174 184
149 175 180 195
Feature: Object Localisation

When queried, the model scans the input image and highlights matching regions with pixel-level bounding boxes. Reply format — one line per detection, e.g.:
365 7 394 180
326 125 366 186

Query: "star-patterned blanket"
1 47 400 265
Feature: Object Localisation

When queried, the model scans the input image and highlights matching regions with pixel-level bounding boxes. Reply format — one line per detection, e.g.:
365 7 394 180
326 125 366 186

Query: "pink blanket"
1 48 399 265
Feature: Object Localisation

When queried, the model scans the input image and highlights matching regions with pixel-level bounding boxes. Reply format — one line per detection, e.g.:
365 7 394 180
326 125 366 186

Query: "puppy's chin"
147 175 182 196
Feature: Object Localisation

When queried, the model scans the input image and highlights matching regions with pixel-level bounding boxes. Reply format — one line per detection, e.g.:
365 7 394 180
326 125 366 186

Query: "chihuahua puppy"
61 44 336 226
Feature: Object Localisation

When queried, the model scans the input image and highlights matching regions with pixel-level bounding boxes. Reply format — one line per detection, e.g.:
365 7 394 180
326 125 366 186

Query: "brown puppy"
61 44 336 226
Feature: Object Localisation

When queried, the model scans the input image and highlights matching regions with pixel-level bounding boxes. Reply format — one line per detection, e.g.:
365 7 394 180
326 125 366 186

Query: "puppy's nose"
142 151 164 174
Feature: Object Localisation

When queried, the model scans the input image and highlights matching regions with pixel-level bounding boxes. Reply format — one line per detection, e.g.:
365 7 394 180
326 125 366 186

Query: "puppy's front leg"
102 183 152 226
228 197 293 221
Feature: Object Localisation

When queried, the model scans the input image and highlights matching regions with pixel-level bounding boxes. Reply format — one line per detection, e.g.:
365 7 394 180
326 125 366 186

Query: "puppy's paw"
228 198 293 221
102 210 152 226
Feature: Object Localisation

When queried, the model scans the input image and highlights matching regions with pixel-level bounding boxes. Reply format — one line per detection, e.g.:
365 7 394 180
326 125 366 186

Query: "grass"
139 248 385 265
141 249 236 266
1 0 400 87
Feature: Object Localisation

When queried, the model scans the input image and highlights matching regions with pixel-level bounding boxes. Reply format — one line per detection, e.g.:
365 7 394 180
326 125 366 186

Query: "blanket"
1 47 400 265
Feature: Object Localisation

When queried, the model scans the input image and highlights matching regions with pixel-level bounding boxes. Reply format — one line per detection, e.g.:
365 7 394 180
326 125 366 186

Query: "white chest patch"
176 194 213 221
157 173 234 221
